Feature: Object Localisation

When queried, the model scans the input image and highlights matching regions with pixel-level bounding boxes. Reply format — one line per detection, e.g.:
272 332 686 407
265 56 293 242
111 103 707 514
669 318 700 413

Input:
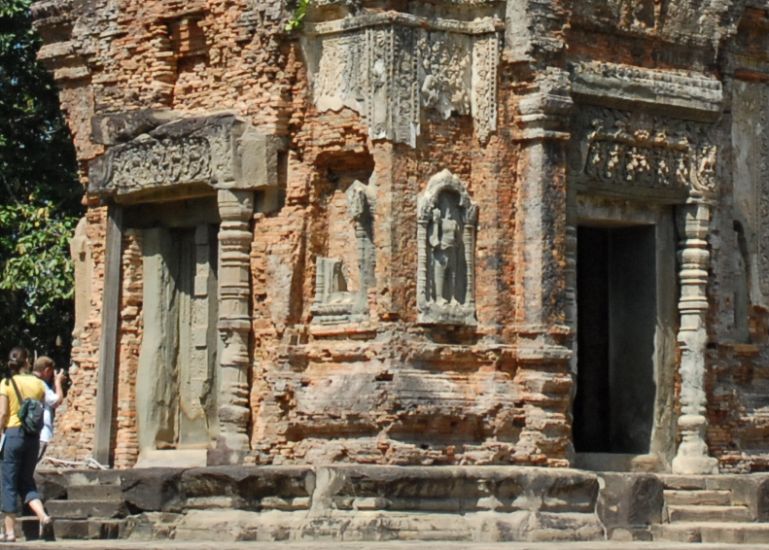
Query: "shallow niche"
417 169 478 325
310 154 376 325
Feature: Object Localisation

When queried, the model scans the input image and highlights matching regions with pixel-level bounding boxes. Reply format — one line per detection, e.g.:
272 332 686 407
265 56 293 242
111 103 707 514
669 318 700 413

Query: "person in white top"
31 357 64 461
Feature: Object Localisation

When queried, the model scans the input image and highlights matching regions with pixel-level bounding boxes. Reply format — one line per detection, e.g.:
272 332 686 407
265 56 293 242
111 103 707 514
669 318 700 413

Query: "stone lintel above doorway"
570 61 723 122
88 112 283 202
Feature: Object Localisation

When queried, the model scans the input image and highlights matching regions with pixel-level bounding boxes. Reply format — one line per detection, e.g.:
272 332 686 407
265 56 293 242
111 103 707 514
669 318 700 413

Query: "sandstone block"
120 468 184 512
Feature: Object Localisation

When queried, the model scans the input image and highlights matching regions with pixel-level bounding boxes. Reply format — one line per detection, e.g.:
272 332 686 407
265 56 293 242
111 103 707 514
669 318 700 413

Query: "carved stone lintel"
211 189 253 464
312 180 376 324
89 114 282 199
304 14 500 146
672 202 718 475
417 170 477 325
573 107 718 199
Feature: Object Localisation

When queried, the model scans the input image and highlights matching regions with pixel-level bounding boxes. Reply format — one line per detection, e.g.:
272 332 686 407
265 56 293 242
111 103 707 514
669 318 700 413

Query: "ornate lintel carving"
303 14 500 146
88 114 282 199
417 170 477 325
574 107 717 198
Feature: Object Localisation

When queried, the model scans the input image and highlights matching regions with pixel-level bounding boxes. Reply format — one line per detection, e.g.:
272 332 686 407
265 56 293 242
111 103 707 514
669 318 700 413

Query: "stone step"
663 489 732 506
15 515 41 541
67 483 124 501
654 522 769 544
658 475 707 490
53 518 126 540
667 504 752 523
46 499 126 520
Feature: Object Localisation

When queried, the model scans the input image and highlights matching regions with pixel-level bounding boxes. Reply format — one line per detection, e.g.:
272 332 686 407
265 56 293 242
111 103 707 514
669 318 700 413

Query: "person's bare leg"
28 498 49 523
4 513 15 540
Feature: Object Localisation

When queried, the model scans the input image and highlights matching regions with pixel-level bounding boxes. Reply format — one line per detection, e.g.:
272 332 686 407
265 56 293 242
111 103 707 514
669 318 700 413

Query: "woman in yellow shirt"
0 347 52 542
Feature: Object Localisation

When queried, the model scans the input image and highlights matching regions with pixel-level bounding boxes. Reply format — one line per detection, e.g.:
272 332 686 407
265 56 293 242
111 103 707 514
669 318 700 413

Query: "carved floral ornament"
88 114 281 199
417 170 478 325
577 107 718 199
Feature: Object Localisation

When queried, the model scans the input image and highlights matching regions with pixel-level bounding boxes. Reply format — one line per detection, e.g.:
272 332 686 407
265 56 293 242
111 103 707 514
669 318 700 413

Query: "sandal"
2 533 16 542
40 515 54 540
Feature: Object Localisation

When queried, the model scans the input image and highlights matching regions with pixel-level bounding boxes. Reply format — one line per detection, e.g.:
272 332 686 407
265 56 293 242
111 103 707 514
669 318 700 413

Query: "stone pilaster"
672 201 719 474
514 73 573 329
512 71 574 466
210 189 254 464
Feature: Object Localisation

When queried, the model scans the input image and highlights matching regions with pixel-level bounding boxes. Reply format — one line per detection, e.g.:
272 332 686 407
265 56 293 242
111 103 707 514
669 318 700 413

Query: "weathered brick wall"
113 230 143 468
47 207 107 461
704 6 769 472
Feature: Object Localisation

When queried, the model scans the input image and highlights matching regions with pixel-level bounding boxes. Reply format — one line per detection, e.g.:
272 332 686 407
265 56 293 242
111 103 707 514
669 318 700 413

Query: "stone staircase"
30 467 769 544
653 476 769 544
45 476 127 540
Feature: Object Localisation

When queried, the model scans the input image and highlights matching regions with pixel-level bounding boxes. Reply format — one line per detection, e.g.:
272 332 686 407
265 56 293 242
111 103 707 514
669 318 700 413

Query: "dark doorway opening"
574 225 657 455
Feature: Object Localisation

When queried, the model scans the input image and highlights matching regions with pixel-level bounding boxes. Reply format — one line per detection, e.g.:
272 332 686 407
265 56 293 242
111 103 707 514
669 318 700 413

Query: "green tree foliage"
285 0 311 31
0 0 81 365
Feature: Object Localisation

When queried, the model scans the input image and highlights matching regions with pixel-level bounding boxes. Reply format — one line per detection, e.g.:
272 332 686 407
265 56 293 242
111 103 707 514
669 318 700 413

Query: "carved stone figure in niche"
69 216 93 339
417 170 477 325
429 193 464 305
312 179 376 324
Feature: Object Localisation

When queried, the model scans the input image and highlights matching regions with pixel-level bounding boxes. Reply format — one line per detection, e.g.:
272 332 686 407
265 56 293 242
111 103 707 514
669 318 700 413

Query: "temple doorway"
573 224 659 462
128 198 220 466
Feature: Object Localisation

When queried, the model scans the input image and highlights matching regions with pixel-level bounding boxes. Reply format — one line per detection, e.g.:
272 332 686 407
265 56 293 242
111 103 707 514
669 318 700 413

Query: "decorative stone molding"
571 61 723 119
417 170 477 325
312 179 376 324
516 70 573 142
302 13 502 145
573 107 718 199
89 114 282 199
567 0 742 49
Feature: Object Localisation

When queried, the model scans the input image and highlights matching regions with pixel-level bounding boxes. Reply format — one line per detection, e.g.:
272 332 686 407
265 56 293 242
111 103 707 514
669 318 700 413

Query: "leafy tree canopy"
0 0 81 366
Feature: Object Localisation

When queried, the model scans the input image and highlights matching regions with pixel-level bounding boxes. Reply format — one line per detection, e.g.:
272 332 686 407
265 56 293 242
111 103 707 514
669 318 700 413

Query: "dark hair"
7 347 29 375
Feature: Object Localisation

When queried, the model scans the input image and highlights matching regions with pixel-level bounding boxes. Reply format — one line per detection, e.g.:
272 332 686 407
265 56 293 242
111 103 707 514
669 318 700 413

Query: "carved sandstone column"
512 73 574 466
672 202 719 474
212 189 254 463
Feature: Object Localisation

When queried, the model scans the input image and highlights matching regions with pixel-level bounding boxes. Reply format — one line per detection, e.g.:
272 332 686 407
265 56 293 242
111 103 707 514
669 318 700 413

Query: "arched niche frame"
416 169 478 325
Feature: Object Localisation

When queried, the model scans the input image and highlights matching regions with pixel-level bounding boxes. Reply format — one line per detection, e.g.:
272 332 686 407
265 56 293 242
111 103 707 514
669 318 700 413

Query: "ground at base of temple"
8 542 769 550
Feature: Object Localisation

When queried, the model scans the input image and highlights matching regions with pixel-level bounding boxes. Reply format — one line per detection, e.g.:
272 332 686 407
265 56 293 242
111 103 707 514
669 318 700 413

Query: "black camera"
56 368 73 397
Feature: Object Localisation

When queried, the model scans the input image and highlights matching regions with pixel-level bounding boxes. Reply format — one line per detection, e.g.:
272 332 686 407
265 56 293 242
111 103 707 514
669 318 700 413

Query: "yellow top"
0 374 45 429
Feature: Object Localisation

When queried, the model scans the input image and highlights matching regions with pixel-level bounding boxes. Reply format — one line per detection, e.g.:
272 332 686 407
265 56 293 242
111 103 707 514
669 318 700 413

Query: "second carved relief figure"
417 170 478 325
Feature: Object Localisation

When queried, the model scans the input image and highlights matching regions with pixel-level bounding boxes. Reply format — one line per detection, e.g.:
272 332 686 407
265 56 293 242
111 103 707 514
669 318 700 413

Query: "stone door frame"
90 113 282 466
571 197 678 471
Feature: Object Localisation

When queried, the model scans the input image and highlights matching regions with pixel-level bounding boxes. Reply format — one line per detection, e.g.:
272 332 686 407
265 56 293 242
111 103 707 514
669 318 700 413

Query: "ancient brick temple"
29 0 769 481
